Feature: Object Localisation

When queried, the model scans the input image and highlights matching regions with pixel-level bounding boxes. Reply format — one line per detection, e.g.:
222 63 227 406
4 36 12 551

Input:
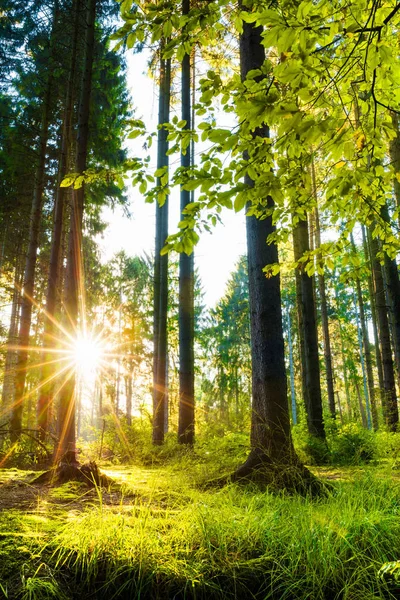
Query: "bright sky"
97 49 247 308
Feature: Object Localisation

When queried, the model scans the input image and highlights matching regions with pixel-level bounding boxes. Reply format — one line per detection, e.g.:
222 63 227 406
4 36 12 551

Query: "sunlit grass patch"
48 469 400 599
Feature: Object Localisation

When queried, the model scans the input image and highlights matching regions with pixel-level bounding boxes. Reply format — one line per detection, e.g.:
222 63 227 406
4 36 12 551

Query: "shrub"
330 422 376 465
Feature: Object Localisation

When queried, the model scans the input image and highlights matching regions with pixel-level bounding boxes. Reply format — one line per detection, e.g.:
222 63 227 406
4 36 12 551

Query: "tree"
10 0 60 441
293 215 325 440
153 46 171 445
37 0 81 441
229 12 319 491
178 0 195 445
56 0 98 460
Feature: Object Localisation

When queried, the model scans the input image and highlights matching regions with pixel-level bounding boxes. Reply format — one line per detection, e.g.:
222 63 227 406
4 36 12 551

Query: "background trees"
0 0 400 477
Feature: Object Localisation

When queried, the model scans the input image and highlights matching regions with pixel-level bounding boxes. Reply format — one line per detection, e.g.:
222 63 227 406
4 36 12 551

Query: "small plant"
20 564 67 600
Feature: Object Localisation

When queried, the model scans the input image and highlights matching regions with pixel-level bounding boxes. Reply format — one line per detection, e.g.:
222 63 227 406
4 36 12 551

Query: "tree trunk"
56 0 97 459
286 303 297 425
37 0 81 441
125 373 132 426
352 287 372 429
350 233 377 429
313 189 335 418
153 45 171 445
362 225 384 411
228 13 321 494
1 255 23 412
293 218 325 439
368 229 398 430
178 0 195 445
380 203 400 387
389 112 400 228
335 285 352 418
10 1 59 442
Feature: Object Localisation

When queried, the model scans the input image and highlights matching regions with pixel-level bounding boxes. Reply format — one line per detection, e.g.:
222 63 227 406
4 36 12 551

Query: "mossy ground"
0 452 400 600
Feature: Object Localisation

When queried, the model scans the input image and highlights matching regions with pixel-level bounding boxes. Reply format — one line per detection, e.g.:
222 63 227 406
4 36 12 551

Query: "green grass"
1 449 400 598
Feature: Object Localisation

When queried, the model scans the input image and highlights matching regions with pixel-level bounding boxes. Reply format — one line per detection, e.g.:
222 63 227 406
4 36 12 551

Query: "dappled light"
2 0 400 597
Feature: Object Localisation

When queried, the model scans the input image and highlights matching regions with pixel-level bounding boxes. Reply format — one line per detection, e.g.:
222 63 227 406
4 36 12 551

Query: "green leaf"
234 193 247 213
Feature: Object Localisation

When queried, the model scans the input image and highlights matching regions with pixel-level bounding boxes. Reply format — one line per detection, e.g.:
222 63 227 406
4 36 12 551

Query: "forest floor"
1 457 400 599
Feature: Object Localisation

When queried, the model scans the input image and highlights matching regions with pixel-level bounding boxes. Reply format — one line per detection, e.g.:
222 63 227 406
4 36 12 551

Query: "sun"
73 334 104 375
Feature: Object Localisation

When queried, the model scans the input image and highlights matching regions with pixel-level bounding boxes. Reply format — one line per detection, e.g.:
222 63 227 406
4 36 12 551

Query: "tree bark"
1 254 23 412
56 0 97 459
178 0 195 445
37 0 81 441
228 14 322 494
286 304 297 425
10 1 59 442
153 45 171 444
368 229 398 430
293 217 326 439
380 203 400 388
313 201 336 418
389 112 400 228
350 233 377 429
362 225 384 413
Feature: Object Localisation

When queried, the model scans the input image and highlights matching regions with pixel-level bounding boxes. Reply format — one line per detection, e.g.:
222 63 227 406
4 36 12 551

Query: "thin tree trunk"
37 0 80 441
1 255 23 412
56 0 97 459
153 45 171 444
389 112 400 228
335 286 352 418
362 225 384 410
350 233 377 429
312 162 336 418
10 1 59 442
352 287 372 429
380 203 400 385
287 303 297 425
355 379 368 428
293 218 325 439
178 0 195 444
126 373 132 426
368 229 398 430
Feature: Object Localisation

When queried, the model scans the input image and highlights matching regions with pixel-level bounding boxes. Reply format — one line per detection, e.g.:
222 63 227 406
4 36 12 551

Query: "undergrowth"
0 460 399 599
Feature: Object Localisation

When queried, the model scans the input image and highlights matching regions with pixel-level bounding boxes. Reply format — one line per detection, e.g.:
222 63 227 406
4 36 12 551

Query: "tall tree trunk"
362 225 384 410
335 285 352 418
56 0 97 459
350 233 377 429
380 203 400 385
126 373 132 426
10 1 59 442
1 255 23 413
312 163 335 418
178 0 195 444
231 14 320 493
368 230 398 430
389 112 400 228
37 0 81 441
287 303 297 425
153 46 171 445
352 287 372 429
293 218 325 439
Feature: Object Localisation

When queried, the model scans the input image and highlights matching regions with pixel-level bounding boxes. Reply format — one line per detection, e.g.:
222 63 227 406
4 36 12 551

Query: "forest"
1 0 400 598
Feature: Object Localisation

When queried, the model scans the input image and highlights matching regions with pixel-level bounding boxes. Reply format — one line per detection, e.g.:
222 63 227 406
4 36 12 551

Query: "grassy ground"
0 447 400 599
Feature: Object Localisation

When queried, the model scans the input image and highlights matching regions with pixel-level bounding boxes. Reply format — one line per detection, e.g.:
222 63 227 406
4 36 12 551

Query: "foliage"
1 456 400 598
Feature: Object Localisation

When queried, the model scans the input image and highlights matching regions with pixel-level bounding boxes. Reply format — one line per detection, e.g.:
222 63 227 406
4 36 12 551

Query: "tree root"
31 451 112 487
203 449 330 497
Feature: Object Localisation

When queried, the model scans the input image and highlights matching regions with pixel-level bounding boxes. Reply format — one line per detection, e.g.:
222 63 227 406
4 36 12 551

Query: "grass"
1 440 400 599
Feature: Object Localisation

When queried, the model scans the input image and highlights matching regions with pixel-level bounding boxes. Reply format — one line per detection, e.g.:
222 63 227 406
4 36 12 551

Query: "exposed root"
31 451 112 487
203 449 330 497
